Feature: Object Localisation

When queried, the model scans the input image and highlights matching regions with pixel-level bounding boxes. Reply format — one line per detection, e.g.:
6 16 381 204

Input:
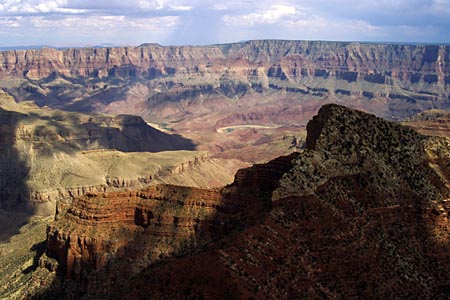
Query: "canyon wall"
43 153 296 297
0 40 449 121
41 104 450 299
0 93 240 215
1 41 448 88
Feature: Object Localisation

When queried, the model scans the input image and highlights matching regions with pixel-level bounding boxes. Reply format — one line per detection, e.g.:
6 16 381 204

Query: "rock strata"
44 154 296 297
42 104 450 299
1 40 449 121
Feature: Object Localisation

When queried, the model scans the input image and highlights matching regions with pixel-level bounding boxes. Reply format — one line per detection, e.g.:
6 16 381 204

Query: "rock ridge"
43 153 297 296
40 104 450 299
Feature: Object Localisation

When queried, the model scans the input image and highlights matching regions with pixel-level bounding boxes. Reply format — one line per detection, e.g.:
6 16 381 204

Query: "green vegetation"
0 215 55 300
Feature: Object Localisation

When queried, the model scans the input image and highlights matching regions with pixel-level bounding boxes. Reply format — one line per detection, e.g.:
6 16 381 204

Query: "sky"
0 0 449 47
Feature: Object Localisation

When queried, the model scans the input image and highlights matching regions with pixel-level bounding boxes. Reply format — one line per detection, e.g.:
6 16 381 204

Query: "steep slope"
0 215 54 300
38 104 450 299
0 90 247 219
1 40 448 162
1 41 448 108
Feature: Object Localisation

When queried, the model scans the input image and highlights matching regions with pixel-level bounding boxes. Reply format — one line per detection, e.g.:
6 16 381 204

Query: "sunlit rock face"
43 104 450 299
0 40 449 121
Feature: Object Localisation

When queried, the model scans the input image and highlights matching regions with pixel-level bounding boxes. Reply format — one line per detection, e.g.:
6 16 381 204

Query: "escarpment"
1 41 448 88
41 104 450 299
403 109 450 139
0 93 251 215
43 153 297 297
1 40 449 122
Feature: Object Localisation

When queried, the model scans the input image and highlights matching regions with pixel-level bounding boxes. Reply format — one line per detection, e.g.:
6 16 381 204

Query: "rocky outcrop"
43 154 296 297
41 104 450 299
25 152 211 204
403 109 450 139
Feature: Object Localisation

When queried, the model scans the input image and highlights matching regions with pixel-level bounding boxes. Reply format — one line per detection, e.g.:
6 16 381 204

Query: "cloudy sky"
0 0 449 47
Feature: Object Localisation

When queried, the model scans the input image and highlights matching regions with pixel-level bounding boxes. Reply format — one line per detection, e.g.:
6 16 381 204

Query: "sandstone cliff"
3 40 448 167
1 40 448 122
1 41 448 90
40 104 450 299
43 153 296 297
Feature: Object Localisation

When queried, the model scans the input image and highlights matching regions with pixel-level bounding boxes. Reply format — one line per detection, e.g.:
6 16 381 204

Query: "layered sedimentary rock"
0 92 249 215
403 109 450 138
43 154 296 297
42 104 450 299
3 40 448 167
1 41 448 89
1 40 449 121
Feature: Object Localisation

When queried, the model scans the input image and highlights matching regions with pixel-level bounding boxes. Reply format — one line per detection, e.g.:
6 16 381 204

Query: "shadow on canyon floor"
0 107 33 243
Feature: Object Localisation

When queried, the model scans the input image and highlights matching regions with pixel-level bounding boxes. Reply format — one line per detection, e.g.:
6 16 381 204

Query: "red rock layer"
1 41 449 118
404 110 450 139
44 153 297 294
43 104 450 299
1 42 448 86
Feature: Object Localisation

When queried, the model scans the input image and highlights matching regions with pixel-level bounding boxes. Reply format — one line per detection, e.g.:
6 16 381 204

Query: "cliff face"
1 40 449 121
43 154 296 297
41 104 450 299
402 109 450 139
1 41 448 87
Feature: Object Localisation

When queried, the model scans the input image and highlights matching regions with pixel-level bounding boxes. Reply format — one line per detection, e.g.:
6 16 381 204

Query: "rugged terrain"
1 39 450 299
0 89 248 245
33 104 450 299
404 109 450 139
1 40 449 161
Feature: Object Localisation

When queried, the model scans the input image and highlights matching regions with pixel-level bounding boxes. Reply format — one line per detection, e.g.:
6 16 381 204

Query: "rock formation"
1 40 448 121
43 153 296 297
1 40 448 165
41 104 450 299
0 91 248 216
403 109 450 139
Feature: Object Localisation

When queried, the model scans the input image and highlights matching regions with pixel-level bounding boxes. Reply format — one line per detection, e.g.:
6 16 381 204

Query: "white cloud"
137 0 191 11
0 16 22 27
285 16 384 40
212 1 260 11
0 0 448 46
431 0 450 14
0 0 86 14
0 0 191 15
28 15 179 31
223 4 298 26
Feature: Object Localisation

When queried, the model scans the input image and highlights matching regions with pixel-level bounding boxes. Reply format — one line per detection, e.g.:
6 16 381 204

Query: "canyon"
0 40 449 160
30 104 450 299
0 89 247 247
404 109 450 139
1 39 450 299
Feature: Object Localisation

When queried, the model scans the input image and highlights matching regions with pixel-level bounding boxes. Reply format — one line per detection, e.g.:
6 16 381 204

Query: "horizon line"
1 39 450 51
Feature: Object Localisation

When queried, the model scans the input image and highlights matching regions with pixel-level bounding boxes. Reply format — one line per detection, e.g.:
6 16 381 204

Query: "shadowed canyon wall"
43 153 296 298
0 91 213 218
40 104 450 299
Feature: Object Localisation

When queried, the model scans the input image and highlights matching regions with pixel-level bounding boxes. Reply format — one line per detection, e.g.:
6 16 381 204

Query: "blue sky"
0 0 449 47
